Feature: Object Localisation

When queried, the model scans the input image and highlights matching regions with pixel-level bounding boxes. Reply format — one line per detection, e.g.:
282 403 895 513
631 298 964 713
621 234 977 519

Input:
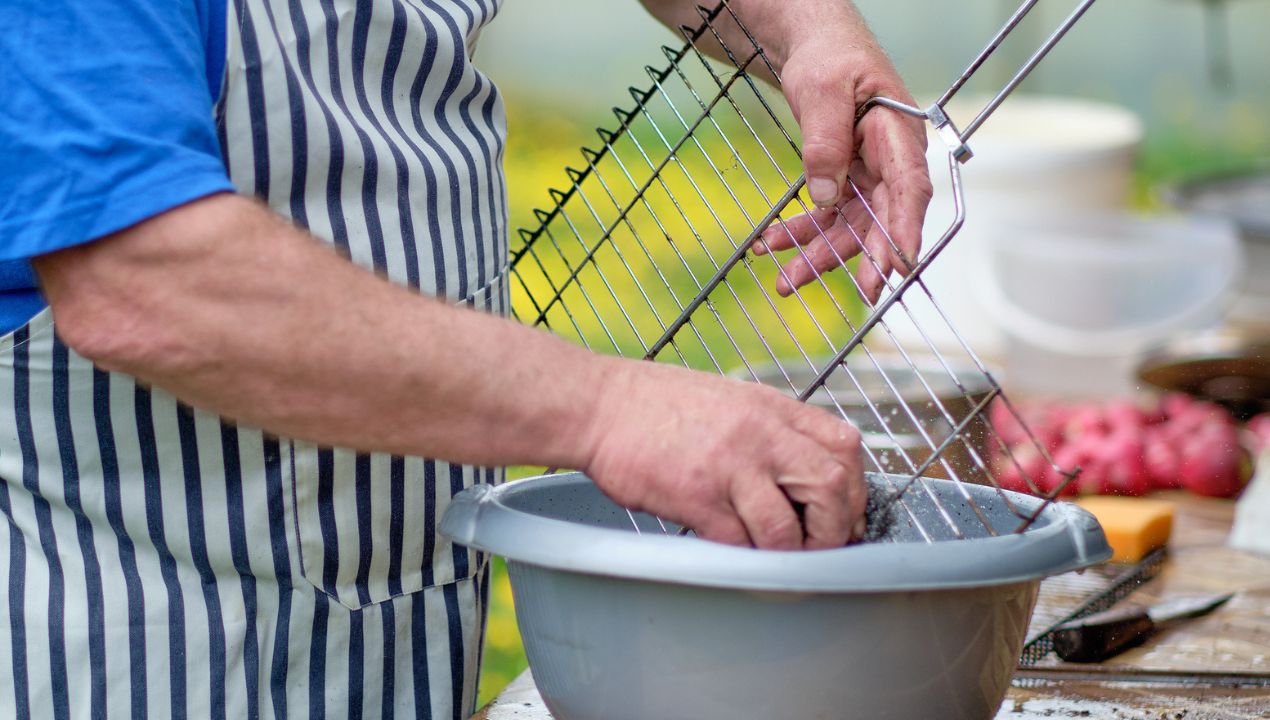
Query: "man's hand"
582 359 866 550
756 58 931 303
642 0 933 303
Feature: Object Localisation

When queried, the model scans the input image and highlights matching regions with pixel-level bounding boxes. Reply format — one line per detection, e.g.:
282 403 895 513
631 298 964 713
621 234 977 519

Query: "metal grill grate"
511 0 1099 540
1019 548 1168 667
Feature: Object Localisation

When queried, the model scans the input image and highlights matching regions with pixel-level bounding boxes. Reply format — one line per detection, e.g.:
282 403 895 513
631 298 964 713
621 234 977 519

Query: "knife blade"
1052 593 1234 663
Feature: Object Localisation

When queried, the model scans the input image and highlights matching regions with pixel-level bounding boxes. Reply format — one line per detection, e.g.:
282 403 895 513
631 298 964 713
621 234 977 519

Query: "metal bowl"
749 356 995 481
1165 167 1270 243
442 473 1108 720
1136 330 1270 420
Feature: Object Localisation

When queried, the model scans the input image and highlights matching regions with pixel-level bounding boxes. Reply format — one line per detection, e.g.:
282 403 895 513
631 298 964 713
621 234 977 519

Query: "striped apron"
0 0 509 718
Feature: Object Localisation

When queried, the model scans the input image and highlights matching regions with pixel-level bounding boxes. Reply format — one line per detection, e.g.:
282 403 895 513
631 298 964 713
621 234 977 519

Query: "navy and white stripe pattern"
0 0 509 717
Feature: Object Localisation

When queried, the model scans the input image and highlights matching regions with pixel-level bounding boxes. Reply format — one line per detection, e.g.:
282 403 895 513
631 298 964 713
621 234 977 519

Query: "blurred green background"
473 0 1270 707
478 558 526 706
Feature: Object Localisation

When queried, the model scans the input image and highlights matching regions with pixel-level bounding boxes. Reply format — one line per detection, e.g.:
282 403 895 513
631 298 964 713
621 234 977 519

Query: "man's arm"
35 192 865 550
641 0 933 301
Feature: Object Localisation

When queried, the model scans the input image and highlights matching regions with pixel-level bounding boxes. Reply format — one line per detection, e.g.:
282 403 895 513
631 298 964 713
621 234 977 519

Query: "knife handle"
1052 606 1156 663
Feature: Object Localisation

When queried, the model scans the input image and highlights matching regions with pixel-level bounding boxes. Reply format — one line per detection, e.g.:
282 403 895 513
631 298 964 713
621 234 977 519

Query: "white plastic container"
891 96 1144 358
979 214 1242 398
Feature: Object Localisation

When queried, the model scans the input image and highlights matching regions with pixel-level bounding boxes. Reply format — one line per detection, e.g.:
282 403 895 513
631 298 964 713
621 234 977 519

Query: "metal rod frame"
509 0 1097 541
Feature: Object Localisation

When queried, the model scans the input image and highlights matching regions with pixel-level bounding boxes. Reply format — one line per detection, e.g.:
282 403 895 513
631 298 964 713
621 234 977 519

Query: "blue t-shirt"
0 0 233 333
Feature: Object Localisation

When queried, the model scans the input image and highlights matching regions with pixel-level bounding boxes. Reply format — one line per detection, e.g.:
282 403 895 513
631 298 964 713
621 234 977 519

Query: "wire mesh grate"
511 0 1099 541
1018 548 1168 667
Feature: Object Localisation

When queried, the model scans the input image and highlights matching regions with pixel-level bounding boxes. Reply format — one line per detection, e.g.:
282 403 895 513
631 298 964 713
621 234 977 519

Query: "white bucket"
891 96 1144 358
978 213 1242 398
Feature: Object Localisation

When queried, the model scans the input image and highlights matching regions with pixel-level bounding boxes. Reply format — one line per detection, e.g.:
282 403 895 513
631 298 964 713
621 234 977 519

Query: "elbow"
50 292 207 379
37 240 211 379
33 193 251 382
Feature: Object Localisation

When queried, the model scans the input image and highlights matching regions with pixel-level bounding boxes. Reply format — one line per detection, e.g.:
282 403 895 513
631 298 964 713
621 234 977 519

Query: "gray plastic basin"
442 472 1110 720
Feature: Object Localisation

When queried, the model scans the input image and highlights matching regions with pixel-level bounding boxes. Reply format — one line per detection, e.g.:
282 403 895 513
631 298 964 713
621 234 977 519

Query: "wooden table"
476 493 1270 719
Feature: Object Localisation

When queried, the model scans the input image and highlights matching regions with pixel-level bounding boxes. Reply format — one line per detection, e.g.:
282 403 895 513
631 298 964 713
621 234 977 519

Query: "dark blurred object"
1166 166 1270 334
1167 166 1270 241
1178 0 1260 89
1138 331 1270 420
1198 0 1234 88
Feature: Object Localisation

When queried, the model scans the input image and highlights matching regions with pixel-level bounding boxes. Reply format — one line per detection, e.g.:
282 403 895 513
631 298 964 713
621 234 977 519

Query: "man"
0 0 931 717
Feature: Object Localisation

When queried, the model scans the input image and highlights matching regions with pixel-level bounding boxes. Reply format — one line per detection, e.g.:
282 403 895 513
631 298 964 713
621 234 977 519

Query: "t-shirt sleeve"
0 0 235 261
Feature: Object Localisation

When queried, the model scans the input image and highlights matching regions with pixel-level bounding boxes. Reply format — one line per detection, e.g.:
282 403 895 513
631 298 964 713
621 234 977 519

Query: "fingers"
780 469 849 550
751 207 838 255
789 402 855 449
780 55 861 210
754 202 888 300
775 227 859 297
689 507 753 548
761 178 922 303
837 428 868 543
690 407 866 552
860 110 932 277
767 75 929 300
729 477 804 551
785 411 868 548
584 363 868 553
853 189 893 303
849 113 930 303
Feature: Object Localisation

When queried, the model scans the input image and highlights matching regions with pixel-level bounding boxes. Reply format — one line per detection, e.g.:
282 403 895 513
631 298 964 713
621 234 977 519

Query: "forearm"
34 193 610 469
640 0 885 86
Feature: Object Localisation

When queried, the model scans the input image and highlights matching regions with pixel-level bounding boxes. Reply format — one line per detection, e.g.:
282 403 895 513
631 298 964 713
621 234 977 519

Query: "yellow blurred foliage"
477 91 865 706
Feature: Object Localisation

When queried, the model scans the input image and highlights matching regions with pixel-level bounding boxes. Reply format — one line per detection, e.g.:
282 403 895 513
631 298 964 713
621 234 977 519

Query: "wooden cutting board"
1029 492 1270 678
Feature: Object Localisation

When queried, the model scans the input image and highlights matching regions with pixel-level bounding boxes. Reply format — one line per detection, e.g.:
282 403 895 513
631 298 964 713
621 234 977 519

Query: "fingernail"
751 238 769 255
853 518 867 540
775 274 791 297
808 177 839 208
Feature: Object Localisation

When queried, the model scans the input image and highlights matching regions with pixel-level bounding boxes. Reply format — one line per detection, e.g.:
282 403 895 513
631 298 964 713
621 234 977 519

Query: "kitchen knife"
1052 593 1234 663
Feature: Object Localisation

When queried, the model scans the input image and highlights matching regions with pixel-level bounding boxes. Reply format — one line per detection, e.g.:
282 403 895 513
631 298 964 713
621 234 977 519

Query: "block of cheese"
1075 496 1175 563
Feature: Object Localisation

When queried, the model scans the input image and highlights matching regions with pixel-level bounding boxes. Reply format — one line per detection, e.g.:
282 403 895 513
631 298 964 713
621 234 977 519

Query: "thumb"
800 107 856 209
780 49 865 209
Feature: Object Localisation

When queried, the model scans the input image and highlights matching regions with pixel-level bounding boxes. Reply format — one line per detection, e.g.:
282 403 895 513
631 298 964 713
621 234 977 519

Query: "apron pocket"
460 264 510 317
286 271 505 610
287 442 490 610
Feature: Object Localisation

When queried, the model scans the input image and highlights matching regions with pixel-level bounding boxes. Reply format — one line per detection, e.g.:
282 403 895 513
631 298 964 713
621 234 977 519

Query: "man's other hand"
735 0 934 303
581 359 866 551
